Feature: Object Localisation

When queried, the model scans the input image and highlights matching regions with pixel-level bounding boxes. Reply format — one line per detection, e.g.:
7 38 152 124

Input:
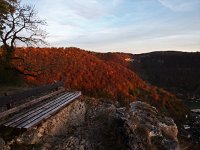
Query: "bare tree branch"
0 0 48 50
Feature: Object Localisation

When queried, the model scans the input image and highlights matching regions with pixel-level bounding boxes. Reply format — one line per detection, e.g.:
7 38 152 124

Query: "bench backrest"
0 82 64 107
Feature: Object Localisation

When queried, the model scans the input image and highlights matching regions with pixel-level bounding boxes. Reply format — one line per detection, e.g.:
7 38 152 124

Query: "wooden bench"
0 82 81 129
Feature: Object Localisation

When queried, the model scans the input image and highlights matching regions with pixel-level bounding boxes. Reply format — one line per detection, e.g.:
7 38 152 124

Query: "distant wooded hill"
0 47 190 120
96 51 200 99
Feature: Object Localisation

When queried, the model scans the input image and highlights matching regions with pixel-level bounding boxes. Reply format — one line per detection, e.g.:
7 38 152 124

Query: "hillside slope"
96 51 200 99
5 47 188 119
133 51 200 97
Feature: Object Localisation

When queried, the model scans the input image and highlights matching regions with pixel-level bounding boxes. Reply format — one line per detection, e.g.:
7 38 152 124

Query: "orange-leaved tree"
0 0 47 68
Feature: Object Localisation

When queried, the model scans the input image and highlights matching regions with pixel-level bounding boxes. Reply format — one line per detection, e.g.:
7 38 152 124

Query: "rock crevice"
114 101 179 150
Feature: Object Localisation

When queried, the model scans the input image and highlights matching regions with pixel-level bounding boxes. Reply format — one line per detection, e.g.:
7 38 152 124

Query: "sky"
22 0 200 54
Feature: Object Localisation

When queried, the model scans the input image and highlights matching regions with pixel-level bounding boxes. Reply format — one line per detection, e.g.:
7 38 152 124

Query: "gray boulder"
114 101 179 150
0 137 5 148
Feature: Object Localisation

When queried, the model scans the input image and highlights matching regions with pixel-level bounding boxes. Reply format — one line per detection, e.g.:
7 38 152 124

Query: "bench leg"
6 103 12 110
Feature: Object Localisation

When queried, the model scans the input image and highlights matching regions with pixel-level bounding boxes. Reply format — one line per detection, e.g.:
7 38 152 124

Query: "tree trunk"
3 45 15 69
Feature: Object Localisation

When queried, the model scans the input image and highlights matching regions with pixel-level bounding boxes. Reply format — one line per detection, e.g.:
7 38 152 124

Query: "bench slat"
4 92 74 127
9 92 77 128
2 91 68 125
0 88 65 118
2 92 68 126
18 92 81 129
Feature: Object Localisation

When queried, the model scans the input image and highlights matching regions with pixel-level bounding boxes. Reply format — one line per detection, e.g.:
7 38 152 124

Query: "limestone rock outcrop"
0 99 180 150
114 101 179 150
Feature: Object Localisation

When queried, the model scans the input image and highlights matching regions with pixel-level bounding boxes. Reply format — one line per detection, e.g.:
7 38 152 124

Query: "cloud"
21 0 200 53
28 0 124 46
34 0 122 21
71 20 200 45
158 0 200 11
